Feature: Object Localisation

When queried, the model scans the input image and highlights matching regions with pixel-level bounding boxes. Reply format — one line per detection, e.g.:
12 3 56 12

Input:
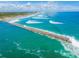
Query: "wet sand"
8 22 72 43
1 12 72 43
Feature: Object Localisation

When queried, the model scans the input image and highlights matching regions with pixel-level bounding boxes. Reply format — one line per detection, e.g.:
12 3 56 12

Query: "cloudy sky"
0 1 79 12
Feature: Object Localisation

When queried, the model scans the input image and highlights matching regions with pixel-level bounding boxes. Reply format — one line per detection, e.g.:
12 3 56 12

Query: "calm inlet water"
0 12 79 58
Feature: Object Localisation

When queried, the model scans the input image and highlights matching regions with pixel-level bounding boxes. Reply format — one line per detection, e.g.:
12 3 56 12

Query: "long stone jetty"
8 22 72 43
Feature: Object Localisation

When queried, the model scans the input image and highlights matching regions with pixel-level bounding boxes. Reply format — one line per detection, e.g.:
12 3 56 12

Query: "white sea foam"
70 37 79 48
29 26 79 57
61 36 79 57
11 23 79 57
53 36 79 57
26 20 43 24
49 34 79 57
9 19 19 23
32 14 49 19
13 41 20 47
59 50 76 58
49 20 63 24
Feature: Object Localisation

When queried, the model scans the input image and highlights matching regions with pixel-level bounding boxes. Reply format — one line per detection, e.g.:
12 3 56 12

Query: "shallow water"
0 12 79 58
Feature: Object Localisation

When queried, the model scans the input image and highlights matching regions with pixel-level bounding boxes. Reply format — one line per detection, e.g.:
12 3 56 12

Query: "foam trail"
61 36 79 57
49 20 64 24
9 22 79 45
26 20 43 24
24 26 79 57
8 22 79 45
7 22 79 57
70 37 79 48
63 36 79 48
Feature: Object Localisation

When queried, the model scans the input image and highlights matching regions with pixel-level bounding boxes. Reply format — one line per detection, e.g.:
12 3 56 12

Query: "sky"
0 1 79 12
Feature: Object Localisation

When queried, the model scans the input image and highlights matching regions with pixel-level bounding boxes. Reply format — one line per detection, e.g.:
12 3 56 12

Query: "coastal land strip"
0 12 72 44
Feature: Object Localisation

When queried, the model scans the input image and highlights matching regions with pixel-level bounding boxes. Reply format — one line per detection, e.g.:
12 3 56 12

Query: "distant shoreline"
1 12 72 44
8 22 72 44
0 12 38 22
7 12 39 23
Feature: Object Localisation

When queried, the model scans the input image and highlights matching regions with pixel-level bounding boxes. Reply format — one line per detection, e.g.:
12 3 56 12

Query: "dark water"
0 12 79 58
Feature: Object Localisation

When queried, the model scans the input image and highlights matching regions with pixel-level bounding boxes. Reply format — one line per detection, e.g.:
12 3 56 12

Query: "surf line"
8 22 72 43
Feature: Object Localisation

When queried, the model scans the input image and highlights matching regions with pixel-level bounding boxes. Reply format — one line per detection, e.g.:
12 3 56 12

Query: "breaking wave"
49 20 64 24
32 14 49 19
26 20 43 24
61 36 79 57
31 27 79 57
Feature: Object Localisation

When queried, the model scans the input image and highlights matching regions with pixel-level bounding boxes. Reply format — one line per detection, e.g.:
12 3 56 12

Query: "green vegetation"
0 12 36 20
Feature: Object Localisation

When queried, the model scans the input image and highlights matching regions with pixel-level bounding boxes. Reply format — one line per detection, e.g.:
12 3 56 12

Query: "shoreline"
7 12 39 23
2 12 72 44
8 22 72 43
0 12 39 22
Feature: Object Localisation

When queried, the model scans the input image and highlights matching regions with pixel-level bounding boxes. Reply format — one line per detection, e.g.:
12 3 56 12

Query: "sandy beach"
8 21 72 43
2 12 72 44
6 12 39 23
0 12 38 22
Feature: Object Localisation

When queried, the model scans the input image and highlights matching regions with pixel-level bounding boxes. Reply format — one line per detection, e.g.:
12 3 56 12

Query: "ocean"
0 12 79 58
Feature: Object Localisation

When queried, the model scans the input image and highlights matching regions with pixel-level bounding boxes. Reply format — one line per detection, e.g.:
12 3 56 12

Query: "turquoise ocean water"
0 12 79 58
